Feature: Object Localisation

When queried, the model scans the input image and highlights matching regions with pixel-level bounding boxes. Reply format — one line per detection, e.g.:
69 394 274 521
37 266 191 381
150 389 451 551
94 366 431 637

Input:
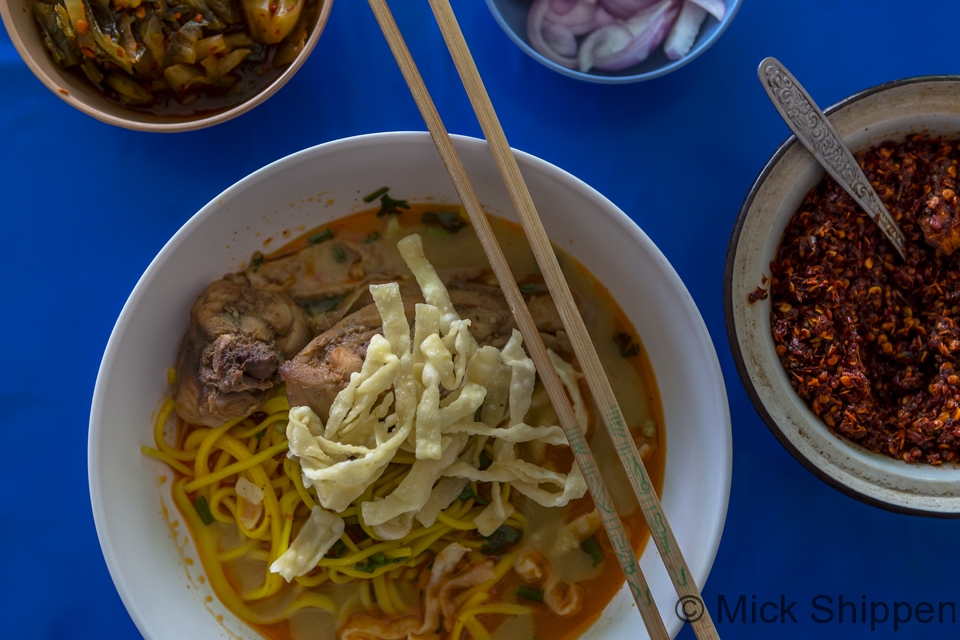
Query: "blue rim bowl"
485 0 742 84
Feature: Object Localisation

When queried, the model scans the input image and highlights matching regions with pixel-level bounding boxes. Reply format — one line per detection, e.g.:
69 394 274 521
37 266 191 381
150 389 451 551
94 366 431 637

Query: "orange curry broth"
176 203 665 640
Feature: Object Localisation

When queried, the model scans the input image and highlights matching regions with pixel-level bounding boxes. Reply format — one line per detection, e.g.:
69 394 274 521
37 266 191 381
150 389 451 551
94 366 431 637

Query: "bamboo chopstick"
366 1 669 638
425 2 720 639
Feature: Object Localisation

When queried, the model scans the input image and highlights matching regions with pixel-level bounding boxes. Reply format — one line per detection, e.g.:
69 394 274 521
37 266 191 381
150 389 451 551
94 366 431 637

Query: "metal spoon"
758 57 908 260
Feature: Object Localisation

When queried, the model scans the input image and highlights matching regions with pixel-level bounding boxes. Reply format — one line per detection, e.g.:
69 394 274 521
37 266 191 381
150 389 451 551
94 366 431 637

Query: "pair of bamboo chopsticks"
366 2 719 638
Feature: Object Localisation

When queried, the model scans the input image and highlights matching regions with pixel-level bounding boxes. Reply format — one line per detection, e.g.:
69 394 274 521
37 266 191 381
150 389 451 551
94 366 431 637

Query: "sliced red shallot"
663 0 707 60
579 0 680 72
577 24 632 72
688 0 725 20
546 0 590 28
526 0 723 72
598 0 660 20
528 0 578 68
543 21 579 58
545 0 616 36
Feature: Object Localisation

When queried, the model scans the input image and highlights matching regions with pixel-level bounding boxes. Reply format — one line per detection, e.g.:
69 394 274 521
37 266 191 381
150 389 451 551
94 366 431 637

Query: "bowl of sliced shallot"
485 0 741 83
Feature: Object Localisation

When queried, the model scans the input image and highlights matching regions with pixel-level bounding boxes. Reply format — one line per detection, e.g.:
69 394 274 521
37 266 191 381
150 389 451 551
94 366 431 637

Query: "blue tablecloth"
3 1 958 638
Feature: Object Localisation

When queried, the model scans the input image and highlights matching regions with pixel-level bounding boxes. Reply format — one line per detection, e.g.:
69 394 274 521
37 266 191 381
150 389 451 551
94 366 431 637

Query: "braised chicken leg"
175 273 312 427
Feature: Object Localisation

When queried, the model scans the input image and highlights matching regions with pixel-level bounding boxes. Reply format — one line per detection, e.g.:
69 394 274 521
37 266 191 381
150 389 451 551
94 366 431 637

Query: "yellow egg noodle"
142 234 590 638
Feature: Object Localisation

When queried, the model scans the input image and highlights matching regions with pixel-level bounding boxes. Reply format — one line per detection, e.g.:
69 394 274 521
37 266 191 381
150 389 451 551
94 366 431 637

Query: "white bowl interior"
90 132 731 639
730 79 960 513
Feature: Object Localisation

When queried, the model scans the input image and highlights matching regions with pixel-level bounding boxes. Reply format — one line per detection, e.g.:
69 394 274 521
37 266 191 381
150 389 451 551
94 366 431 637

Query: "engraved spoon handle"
758 57 908 260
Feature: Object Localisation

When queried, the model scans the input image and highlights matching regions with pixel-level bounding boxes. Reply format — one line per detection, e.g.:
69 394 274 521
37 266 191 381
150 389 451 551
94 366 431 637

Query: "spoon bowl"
757 57 908 259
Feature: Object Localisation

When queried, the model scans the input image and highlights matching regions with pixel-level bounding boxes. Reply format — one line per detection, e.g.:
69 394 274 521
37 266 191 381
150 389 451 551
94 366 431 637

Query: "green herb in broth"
580 536 604 567
362 186 390 203
326 539 348 559
354 553 396 573
307 229 333 244
192 495 214 526
478 449 493 470
376 190 411 217
480 525 521 554
457 484 488 506
425 226 449 240
517 585 545 603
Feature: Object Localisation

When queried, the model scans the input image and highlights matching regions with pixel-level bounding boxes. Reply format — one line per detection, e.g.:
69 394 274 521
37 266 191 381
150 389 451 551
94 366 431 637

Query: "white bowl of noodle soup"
89 131 731 640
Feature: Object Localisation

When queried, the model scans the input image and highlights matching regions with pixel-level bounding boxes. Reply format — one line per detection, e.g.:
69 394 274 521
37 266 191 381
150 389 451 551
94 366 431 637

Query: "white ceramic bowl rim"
91 131 731 639
725 74 960 517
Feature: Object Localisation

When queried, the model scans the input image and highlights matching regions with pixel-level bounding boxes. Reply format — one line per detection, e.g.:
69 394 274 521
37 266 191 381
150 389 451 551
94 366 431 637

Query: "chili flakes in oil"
769 134 960 465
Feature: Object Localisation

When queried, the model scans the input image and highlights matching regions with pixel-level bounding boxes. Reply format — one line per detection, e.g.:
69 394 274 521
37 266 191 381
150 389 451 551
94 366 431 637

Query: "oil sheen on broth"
158 202 664 640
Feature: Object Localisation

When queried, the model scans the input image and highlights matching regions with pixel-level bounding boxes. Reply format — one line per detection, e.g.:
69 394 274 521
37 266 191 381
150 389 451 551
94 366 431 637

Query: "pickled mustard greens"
33 0 319 113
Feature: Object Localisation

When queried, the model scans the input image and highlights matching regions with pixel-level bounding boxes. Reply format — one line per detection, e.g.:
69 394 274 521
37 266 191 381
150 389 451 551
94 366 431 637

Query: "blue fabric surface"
2 1 959 639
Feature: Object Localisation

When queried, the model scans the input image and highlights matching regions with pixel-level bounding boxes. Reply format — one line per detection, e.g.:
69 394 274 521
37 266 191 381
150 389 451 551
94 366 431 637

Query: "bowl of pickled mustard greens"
0 0 331 129
727 75 960 516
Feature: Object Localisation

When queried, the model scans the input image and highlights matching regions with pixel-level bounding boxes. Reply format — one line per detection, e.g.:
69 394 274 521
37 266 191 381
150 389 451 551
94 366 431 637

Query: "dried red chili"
768 134 960 465
748 286 768 303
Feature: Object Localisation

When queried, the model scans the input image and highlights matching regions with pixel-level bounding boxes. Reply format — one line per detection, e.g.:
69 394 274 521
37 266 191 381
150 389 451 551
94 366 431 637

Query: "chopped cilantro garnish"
478 450 492 471
481 525 521 554
458 485 488 506
254 429 265 440
516 586 544 603
364 231 382 244
327 539 348 559
331 243 347 263
581 536 604 567
193 496 214 526
355 552 395 573
377 192 410 217
519 283 544 293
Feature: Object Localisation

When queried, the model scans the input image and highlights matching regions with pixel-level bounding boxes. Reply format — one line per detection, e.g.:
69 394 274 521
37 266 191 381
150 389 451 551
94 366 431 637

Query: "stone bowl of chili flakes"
726 75 960 517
